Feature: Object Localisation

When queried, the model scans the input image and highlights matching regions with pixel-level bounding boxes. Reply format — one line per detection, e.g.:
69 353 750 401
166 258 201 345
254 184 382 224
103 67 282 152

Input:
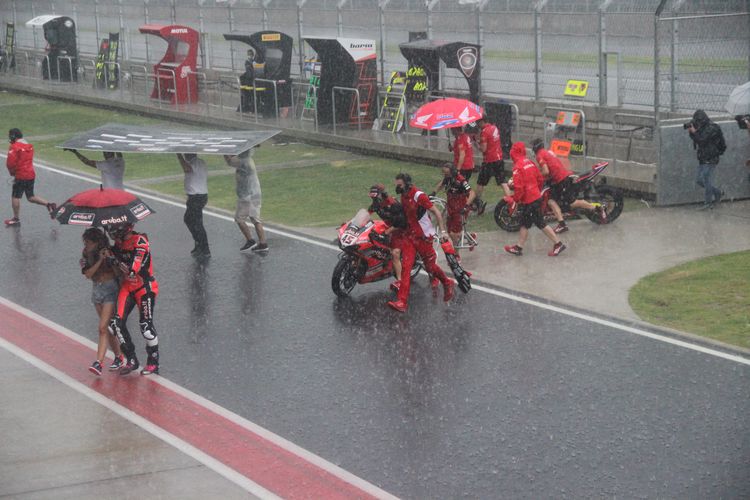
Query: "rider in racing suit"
367 184 408 291
387 173 454 313
108 223 160 375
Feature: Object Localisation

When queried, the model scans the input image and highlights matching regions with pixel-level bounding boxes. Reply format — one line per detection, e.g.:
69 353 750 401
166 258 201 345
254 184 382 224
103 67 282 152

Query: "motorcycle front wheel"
585 185 624 224
331 257 358 297
494 200 522 232
411 258 424 278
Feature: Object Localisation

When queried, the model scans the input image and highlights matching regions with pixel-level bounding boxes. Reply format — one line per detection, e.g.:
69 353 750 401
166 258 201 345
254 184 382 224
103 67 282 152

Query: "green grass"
150 158 456 227
629 251 750 348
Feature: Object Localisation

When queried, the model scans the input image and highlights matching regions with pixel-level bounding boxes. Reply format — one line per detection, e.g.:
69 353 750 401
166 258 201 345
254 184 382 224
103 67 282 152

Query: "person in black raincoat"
687 110 726 209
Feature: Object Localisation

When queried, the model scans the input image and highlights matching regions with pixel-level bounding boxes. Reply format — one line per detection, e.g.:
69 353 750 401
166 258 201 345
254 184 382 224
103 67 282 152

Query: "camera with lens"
734 114 750 130
682 120 695 130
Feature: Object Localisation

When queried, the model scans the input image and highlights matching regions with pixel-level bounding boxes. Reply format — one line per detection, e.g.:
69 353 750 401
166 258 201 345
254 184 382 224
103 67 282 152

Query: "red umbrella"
55 187 154 226
409 98 483 130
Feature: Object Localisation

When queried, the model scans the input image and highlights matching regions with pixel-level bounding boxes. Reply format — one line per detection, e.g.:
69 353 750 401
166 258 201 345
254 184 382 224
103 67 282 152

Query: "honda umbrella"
55 187 154 226
725 81 750 115
409 98 483 130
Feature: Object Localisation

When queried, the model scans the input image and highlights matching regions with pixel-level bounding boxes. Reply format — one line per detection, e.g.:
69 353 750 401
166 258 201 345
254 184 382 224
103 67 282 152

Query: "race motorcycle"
332 209 423 297
493 161 624 232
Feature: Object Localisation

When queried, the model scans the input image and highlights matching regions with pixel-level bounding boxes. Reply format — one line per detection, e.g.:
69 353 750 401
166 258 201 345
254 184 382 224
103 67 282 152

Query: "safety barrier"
543 106 587 167
332 86 361 135
611 113 656 175
291 81 318 132
253 78 280 124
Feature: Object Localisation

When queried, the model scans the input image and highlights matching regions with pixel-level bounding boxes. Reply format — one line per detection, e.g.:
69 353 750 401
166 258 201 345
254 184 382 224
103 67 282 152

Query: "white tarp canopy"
58 123 281 155
26 15 64 27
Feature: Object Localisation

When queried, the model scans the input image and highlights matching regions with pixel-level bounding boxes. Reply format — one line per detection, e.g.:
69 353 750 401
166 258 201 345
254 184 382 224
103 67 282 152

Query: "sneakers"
46 202 57 219
443 280 455 302
240 239 256 251
4 217 20 226
504 244 523 256
390 280 401 292
140 364 159 376
548 242 566 257
697 203 712 211
553 223 569 234
251 242 269 253
387 300 407 313
119 358 140 376
477 200 487 216
109 354 125 371
88 361 103 376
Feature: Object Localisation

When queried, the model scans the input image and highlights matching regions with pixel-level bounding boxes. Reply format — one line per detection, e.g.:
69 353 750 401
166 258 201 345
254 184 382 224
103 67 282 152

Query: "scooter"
493 161 624 232
332 209 422 297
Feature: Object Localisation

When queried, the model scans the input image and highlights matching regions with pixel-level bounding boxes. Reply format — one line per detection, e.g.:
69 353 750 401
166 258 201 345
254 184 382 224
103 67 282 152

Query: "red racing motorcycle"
332 209 422 297
493 161 624 232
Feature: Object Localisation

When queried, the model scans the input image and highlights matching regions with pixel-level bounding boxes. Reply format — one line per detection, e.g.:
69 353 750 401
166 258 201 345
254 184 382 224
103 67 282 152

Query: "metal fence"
1 0 748 114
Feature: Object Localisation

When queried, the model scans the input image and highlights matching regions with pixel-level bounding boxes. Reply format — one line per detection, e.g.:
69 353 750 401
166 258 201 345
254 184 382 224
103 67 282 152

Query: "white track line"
0 296 398 500
22 158 750 366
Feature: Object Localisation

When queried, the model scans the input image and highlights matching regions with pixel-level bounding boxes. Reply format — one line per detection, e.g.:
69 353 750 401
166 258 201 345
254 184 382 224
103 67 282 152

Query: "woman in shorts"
80 227 124 375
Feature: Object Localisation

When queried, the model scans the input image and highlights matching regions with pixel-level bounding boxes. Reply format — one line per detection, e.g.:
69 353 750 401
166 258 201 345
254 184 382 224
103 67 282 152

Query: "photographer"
687 110 726 210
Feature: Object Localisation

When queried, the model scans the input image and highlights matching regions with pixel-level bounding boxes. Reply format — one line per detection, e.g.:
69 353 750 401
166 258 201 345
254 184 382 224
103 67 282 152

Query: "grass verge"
629 251 750 349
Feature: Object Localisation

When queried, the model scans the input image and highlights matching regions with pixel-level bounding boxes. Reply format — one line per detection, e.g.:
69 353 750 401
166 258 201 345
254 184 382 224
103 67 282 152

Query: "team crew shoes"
504 244 523 256
548 242 566 256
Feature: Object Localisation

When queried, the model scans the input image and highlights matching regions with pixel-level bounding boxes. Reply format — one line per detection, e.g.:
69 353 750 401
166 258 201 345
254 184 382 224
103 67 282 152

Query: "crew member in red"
473 117 509 215
367 184 407 291
4 128 56 226
531 138 607 233
107 223 160 375
388 173 454 313
503 142 566 257
432 163 475 251
450 126 475 181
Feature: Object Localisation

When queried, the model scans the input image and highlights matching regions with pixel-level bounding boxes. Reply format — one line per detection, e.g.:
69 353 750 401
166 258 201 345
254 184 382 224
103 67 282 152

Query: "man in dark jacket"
688 110 725 209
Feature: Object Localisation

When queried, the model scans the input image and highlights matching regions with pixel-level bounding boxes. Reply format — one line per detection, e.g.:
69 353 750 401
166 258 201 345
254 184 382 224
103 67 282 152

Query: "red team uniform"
453 131 475 179
510 142 546 230
389 180 454 312
441 172 472 234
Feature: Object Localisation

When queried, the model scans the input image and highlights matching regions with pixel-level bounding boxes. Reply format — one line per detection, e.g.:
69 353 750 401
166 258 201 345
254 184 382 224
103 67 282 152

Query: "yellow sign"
564 79 589 98
261 33 281 42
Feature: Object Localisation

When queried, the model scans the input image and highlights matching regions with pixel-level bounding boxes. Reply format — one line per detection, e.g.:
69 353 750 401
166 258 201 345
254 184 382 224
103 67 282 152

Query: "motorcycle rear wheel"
493 200 522 232
585 185 624 224
331 258 358 297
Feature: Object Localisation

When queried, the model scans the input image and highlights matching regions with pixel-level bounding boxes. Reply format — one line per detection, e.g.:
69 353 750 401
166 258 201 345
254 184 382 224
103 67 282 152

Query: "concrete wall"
657 120 750 206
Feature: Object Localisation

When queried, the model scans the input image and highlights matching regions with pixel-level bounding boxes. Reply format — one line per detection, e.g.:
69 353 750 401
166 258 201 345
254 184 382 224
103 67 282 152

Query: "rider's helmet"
369 183 387 199
531 138 545 153
106 223 134 241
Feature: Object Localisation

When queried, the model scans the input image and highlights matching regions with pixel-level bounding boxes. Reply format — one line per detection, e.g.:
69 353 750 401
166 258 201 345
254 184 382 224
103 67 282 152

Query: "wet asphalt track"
1 166 749 499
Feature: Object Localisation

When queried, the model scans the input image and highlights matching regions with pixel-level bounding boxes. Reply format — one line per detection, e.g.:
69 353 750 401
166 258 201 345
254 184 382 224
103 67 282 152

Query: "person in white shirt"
176 153 210 258
65 149 126 190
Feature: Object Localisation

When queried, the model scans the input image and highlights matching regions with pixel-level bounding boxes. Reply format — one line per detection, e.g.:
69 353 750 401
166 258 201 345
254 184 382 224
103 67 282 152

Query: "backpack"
716 126 727 156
